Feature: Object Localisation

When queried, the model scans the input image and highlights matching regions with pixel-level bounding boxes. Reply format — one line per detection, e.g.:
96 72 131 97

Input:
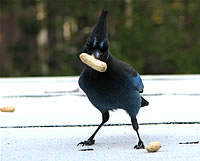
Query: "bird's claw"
134 141 145 149
77 139 95 146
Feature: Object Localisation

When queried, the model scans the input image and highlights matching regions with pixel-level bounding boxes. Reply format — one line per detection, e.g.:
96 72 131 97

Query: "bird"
78 9 149 149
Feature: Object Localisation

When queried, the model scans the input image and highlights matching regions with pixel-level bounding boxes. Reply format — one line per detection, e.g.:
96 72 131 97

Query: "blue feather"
93 37 97 47
79 69 144 117
100 40 104 48
130 74 144 92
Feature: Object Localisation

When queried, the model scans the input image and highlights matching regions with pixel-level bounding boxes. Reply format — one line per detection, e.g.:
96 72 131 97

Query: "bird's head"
82 9 110 62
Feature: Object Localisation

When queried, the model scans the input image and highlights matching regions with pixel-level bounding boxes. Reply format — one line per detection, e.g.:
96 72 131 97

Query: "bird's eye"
101 45 108 52
104 45 108 51
87 42 94 49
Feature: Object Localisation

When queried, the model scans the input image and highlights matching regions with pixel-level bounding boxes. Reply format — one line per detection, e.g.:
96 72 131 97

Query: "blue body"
79 10 148 119
79 55 144 118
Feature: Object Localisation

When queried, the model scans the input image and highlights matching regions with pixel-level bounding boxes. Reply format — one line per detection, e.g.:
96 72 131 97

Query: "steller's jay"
78 9 149 149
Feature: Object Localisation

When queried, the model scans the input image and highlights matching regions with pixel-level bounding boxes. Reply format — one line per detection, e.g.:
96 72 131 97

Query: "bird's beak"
93 50 101 59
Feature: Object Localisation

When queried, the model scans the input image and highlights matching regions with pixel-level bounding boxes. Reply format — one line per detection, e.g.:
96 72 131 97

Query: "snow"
1 125 200 161
1 75 200 161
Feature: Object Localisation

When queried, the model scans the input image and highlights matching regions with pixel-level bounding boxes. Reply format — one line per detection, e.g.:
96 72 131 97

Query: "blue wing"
132 73 144 93
116 59 144 93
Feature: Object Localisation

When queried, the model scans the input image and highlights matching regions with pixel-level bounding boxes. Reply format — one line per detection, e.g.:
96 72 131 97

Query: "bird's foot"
134 141 145 149
77 139 95 146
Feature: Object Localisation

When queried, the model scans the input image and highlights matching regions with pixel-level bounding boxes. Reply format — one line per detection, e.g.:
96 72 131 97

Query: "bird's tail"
141 97 149 107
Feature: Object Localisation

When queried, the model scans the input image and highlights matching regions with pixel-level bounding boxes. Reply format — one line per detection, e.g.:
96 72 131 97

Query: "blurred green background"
0 0 200 77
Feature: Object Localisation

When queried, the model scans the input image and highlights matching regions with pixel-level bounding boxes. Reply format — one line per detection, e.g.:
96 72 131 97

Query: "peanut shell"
79 53 107 72
0 106 15 112
146 141 161 152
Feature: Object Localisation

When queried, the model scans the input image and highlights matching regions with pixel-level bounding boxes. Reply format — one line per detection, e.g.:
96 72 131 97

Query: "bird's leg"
131 117 145 149
77 111 109 146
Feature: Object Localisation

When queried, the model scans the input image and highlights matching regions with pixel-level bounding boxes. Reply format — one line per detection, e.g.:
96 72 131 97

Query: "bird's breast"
78 69 140 108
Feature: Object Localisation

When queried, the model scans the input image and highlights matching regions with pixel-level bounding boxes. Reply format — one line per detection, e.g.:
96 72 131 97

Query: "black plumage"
78 9 149 149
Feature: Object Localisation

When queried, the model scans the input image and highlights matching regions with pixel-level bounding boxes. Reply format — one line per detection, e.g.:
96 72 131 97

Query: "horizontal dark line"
179 141 199 144
142 77 200 81
0 94 85 98
140 122 200 125
1 95 64 98
1 93 200 98
143 93 200 96
1 122 200 129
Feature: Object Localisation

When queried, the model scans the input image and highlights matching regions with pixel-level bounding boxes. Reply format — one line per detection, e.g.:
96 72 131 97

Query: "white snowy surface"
1 75 200 161
1 124 200 161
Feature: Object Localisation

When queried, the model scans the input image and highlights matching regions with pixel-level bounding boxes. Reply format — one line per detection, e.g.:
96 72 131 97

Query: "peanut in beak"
79 53 107 72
